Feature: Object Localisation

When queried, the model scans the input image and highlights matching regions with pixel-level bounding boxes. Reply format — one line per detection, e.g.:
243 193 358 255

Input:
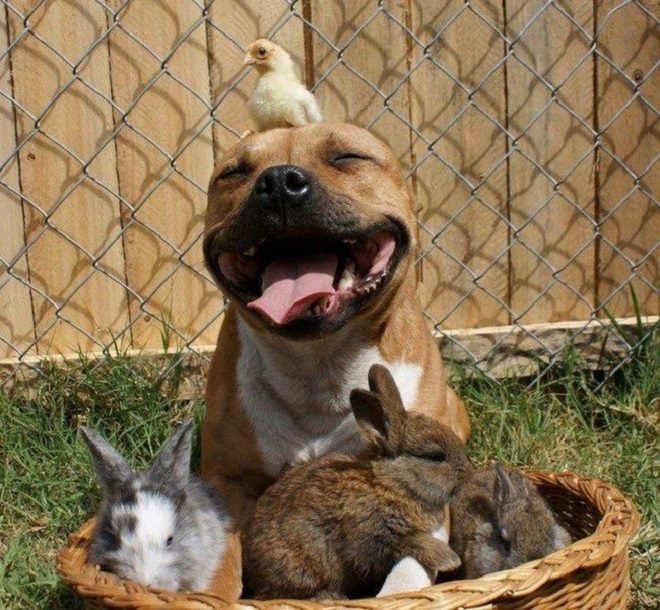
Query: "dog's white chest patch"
236 321 422 476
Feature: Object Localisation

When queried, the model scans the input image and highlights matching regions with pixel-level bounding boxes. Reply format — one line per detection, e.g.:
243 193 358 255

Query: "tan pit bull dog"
201 123 470 600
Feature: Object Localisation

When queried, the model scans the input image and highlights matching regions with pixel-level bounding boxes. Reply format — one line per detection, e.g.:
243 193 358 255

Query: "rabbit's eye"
166 536 174 547
421 451 446 462
100 519 121 550
105 531 120 550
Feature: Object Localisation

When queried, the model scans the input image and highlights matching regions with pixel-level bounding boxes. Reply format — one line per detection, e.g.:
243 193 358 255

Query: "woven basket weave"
57 470 640 610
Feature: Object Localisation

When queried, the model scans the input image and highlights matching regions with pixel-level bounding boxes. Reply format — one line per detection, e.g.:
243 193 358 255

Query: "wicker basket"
57 470 640 610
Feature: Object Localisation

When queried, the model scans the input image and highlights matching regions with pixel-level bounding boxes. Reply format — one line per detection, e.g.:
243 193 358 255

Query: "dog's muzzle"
254 165 312 222
204 164 409 334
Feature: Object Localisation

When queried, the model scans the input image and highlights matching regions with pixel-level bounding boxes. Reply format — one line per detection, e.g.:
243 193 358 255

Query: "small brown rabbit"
449 463 572 579
242 364 473 600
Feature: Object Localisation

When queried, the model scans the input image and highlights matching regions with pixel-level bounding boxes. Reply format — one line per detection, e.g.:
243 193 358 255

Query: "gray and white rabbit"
80 419 230 592
243 364 473 600
449 462 572 579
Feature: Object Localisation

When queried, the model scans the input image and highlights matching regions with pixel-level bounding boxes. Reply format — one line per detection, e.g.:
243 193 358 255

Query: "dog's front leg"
207 530 243 601
203 474 258 601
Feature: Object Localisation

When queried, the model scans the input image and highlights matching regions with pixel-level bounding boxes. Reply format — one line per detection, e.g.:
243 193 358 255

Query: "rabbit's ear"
368 364 406 431
150 419 194 486
80 427 133 496
350 389 390 451
368 365 404 410
350 365 407 453
494 463 529 507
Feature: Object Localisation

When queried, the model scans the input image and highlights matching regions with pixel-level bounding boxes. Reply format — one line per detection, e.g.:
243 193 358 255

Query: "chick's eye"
257 46 267 57
166 535 173 547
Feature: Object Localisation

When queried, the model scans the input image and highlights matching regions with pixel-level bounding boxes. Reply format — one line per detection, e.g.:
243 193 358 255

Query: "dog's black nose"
254 165 311 215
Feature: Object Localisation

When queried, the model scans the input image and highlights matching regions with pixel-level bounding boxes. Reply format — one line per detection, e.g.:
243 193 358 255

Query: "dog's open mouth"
215 228 403 326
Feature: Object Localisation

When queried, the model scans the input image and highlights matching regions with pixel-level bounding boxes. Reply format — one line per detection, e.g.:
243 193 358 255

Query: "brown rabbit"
242 364 473 600
449 462 572 579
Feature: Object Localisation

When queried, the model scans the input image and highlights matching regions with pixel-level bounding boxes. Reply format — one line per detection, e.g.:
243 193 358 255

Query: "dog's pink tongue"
248 252 338 325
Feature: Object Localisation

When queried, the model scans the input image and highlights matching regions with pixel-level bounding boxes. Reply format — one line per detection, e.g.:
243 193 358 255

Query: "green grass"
452 344 659 609
0 354 204 609
0 336 657 609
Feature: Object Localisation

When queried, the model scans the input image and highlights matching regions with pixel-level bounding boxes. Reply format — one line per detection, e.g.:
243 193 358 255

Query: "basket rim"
56 468 641 609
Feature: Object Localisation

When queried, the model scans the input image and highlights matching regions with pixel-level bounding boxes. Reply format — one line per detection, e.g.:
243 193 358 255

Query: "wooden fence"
0 0 657 369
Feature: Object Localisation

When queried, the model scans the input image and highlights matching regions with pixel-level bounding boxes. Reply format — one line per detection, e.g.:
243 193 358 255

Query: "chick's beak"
244 54 257 66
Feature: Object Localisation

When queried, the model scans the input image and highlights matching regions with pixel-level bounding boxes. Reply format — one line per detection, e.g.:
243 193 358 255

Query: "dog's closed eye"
330 152 372 168
216 164 251 181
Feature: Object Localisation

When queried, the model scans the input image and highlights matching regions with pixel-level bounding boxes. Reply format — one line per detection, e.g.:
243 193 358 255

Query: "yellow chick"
244 39 322 131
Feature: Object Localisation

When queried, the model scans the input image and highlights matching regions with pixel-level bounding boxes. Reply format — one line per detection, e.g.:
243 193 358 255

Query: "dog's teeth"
318 296 331 311
338 272 355 291
363 281 378 293
338 262 357 291
343 239 357 245
243 247 257 257
312 305 321 316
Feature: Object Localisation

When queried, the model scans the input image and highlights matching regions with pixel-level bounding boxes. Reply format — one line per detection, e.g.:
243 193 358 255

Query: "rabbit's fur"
243 364 472 600
450 463 572 579
80 419 230 592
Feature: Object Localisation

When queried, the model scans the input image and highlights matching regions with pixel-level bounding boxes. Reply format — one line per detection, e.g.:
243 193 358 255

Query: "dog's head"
204 123 417 340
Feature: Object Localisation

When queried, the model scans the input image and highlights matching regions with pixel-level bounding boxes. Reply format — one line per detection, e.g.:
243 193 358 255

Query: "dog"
201 122 470 600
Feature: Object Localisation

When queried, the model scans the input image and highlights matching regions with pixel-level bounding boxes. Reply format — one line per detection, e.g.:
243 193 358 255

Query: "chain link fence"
0 0 658 392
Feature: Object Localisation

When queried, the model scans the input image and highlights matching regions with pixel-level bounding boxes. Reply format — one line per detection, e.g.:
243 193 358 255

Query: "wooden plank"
506 0 596 324
437 315 659 377
309 0 413 167
107 0 217 349
0 5 35 359
7 0 128 354
596 0 659 317
205 0 306 157
408 1 509 329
